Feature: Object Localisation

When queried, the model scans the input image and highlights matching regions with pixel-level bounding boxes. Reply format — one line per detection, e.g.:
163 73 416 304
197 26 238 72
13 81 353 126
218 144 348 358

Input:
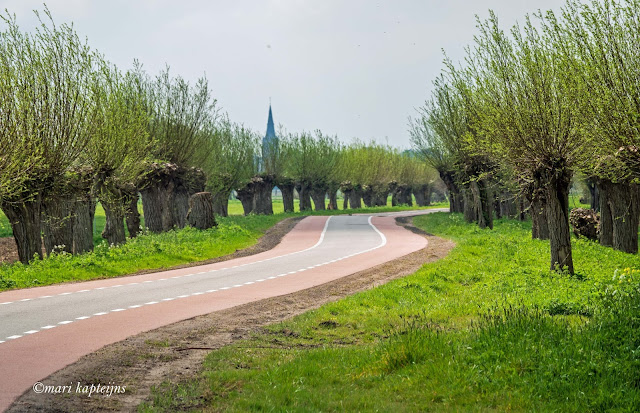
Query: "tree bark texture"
530 198 550 240
463 188 476 223
349 188 362 209
362 186 374 208
123 189 141 238
187 192 217 230
280 184 295 213
342 190 351 209
252 175 275 215
546 173 574 274
171 186 190 229
327 189 339 210
140 185 167 232
101 200 126 246
477 179 493 230
41 196 74 255
310 188 326 211
587 179 599 212
605 181 640 254
1 199 43 264
597 180 613 247
374 187 389 206
440 171 463 213
72 197 95 255
236 186 254 216
212 190 230 217
296 183 313 212
413 184 432 207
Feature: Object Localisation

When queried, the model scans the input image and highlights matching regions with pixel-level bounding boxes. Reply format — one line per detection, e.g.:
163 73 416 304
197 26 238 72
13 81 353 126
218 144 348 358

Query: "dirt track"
8 217 454 412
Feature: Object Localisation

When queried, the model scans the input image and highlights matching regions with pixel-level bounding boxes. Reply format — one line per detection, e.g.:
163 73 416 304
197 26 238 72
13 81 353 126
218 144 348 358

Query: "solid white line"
7 335 22 340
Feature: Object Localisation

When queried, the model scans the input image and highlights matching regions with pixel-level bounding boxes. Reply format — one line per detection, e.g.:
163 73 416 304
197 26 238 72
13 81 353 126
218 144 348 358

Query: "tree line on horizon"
410 0 640 274
0 7 440 265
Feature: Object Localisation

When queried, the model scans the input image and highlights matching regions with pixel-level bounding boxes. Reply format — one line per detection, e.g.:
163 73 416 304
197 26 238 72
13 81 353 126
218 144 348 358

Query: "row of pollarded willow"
0 9 217 264
0 7 440 266
227 132 440 217
412 0 640 274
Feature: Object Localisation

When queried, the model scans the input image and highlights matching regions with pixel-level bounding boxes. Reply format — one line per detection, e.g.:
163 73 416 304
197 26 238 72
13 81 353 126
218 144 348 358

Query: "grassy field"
0 199 446 291
140 212 640 412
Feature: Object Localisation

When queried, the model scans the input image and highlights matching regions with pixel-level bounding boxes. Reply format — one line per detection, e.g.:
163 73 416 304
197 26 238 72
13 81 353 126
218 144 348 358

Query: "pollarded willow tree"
204 117 258 217
134 65 217 232
546 0 640 253
469 11 592 273
85 64 151 247
283 131 341 212
412 73 496 229
0 9 98 263
409 114 464 212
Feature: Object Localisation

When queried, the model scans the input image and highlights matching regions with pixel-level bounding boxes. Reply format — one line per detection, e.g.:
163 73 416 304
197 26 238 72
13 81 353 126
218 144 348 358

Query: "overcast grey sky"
1 0 567 148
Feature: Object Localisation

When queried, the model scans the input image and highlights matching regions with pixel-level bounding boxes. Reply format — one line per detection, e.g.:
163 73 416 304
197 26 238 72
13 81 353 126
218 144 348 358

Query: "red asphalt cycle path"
0 213 433 411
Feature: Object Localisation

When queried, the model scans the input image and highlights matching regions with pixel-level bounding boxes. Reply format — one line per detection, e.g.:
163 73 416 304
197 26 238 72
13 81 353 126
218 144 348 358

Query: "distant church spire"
261 103 279 173
265 104 276 140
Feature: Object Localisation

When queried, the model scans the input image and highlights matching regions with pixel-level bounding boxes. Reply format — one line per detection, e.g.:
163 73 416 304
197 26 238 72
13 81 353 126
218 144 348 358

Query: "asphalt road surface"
0 210 445 411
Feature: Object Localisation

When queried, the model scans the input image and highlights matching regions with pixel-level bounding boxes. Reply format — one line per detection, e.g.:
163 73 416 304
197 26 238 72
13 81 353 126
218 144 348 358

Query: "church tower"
261 104 279 173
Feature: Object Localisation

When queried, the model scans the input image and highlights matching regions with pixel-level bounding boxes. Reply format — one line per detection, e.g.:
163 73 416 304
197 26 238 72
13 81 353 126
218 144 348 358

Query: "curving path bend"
0 210 445 411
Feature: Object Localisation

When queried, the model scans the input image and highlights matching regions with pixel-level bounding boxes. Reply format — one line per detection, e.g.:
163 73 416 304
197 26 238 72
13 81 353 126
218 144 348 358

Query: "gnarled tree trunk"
123 188 141 238
140 185 166 232
187 192 217 230
362 186 374 208
296 183 313 212
310 187 326 211
72 196 96 255
597 180 613 247
349 188 362 209
279 182 295 213
101 200 126 246
212 190 230 217
236 186 254 216
546 172 574 274
41 196 75 255
607 181 640 254
252 175 274 215
1 199 43 264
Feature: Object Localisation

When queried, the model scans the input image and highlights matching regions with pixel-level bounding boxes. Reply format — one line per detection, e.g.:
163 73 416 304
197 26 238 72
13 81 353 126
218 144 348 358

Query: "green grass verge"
0 201 446 291
140 213 640 412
